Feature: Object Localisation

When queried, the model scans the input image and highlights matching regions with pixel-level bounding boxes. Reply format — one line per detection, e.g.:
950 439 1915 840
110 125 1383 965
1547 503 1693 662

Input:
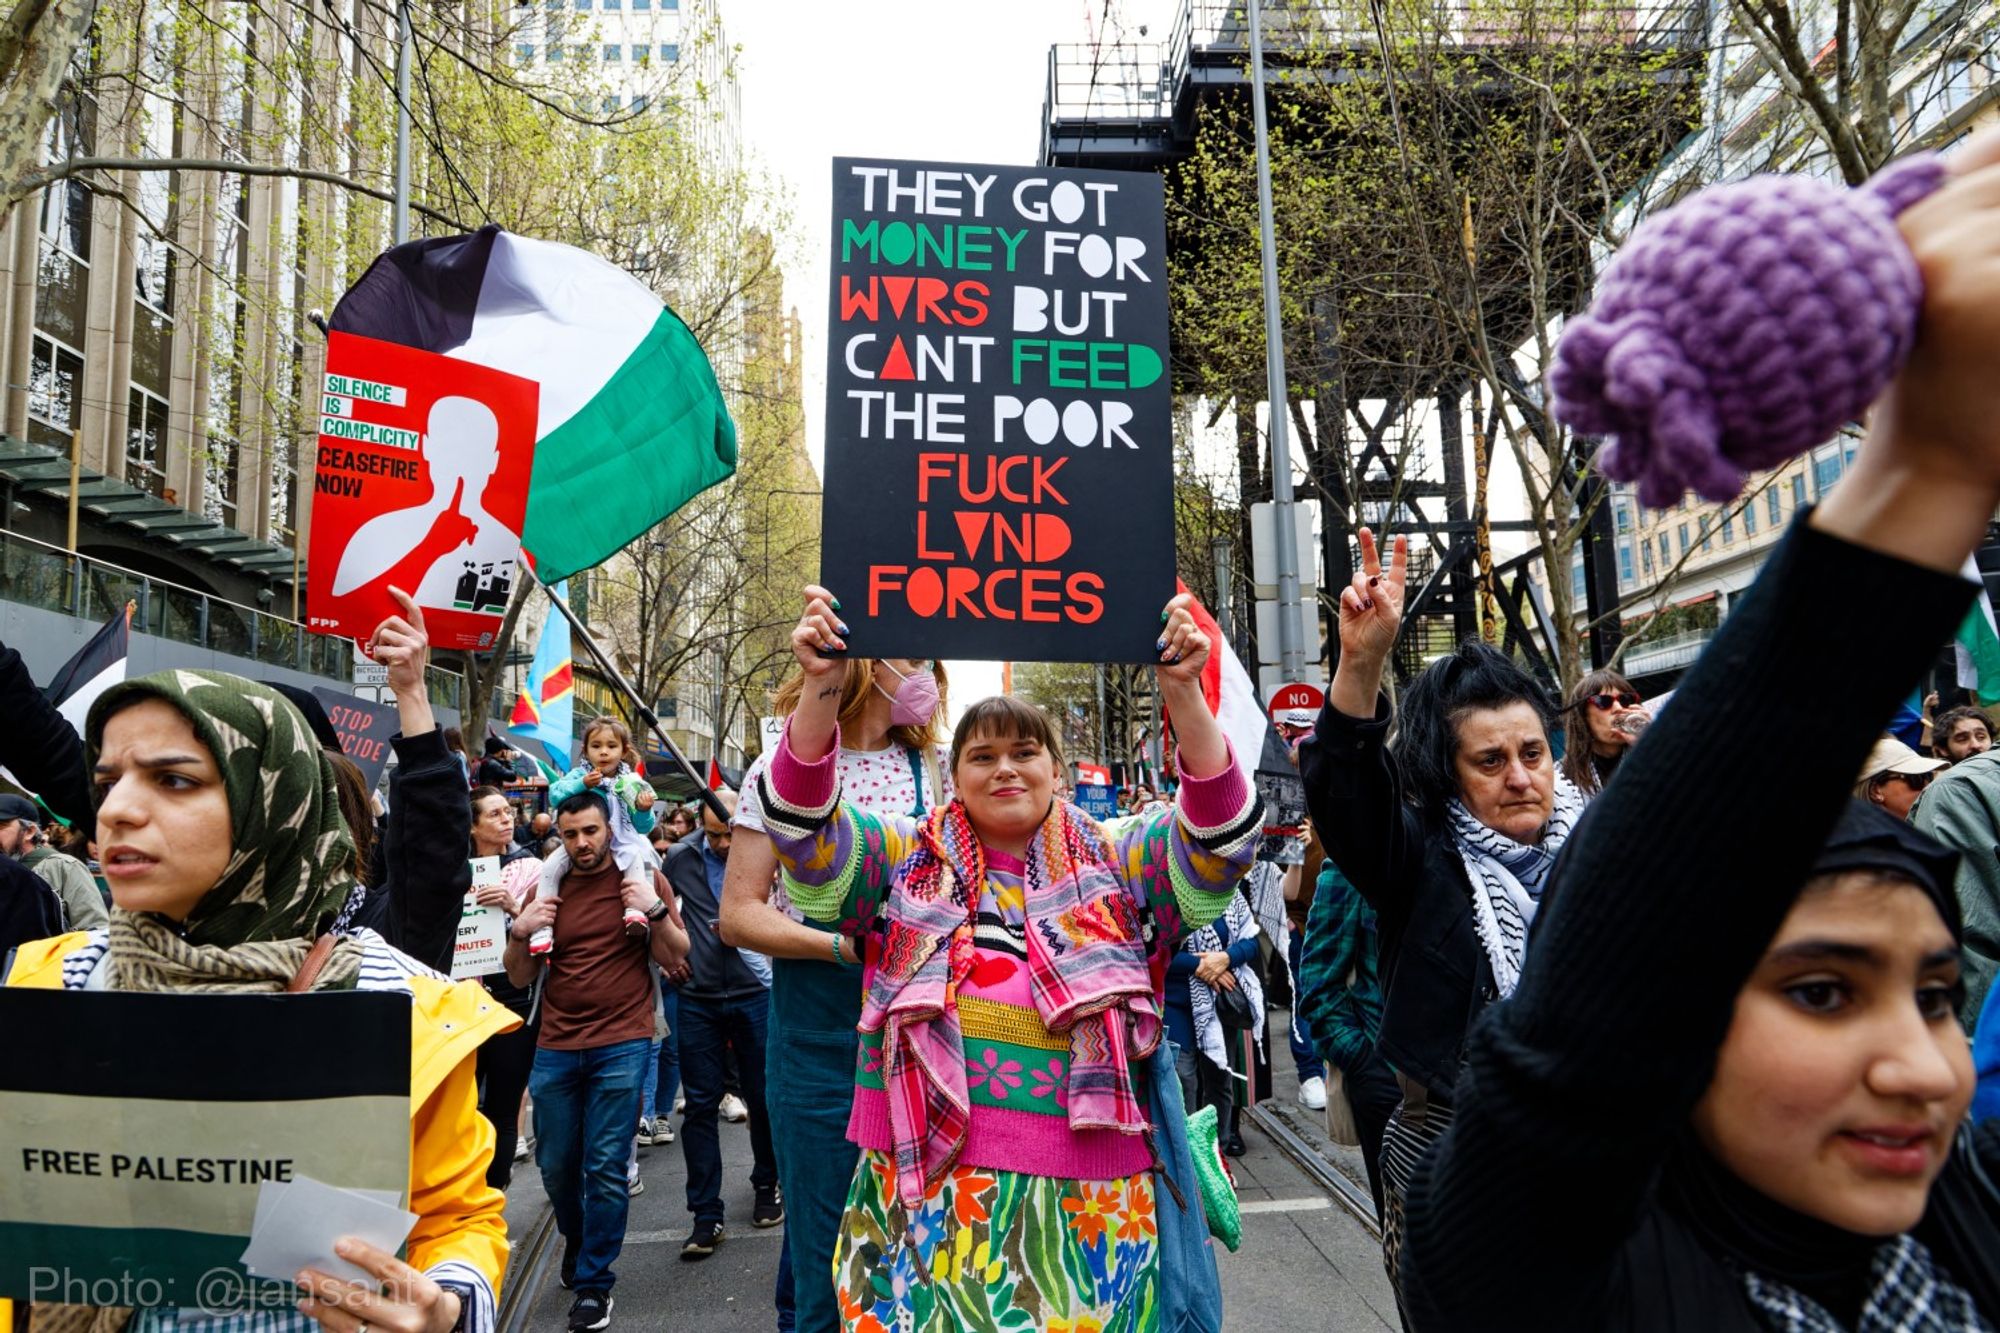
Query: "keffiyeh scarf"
1445 775 1584 998
1743 1234 1994 1333
863 797 1160 1207
1183 887 1264 1075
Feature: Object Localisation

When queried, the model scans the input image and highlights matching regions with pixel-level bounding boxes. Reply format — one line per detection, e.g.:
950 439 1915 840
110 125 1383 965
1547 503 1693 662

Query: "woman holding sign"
758 587 1260 1332
5 603 518 1333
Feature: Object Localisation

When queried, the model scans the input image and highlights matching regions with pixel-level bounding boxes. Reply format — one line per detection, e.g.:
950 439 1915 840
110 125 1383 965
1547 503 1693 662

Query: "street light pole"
1247 0 1306 683
392 0 412 245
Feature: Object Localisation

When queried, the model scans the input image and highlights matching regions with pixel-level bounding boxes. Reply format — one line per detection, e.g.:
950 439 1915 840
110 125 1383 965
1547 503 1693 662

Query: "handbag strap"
286 933 337 993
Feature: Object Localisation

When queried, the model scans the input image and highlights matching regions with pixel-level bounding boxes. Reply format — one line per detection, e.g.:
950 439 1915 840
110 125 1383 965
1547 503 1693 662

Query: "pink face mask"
875 660 939 727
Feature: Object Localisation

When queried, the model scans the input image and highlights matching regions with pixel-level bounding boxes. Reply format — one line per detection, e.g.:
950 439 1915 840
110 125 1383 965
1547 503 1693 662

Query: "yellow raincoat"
2 933 521 1328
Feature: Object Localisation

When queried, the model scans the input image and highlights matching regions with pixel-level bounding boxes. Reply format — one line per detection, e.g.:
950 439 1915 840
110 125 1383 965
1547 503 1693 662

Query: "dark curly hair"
1393 640 1558 829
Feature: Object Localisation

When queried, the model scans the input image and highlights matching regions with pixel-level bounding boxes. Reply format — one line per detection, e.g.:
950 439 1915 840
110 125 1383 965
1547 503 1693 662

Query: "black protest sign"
0 988 408 1308
822 158 1173 663
312 687 400 788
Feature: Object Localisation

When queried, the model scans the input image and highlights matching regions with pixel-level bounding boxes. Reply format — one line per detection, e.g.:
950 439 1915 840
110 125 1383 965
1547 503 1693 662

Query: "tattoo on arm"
816 686 840 700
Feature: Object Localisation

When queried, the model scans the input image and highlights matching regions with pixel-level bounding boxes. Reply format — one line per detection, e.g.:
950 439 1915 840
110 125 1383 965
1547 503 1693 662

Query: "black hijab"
1660 800 1991 1327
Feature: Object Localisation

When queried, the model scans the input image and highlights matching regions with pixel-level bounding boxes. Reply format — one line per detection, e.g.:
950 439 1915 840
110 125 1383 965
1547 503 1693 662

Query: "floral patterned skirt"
835 1150 1160 1333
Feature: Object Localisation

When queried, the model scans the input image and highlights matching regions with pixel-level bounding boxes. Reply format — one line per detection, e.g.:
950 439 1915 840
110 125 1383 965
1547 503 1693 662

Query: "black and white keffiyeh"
1742 1233 1994 1333
1445 775 1584 998
1184 888 1264 1074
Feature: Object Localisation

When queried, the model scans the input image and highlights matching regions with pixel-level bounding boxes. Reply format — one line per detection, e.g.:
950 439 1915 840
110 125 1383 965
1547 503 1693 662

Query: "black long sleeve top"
1299 695 1493 1100
0 641 97 829
351 726 472 974
1395 519 2000 1330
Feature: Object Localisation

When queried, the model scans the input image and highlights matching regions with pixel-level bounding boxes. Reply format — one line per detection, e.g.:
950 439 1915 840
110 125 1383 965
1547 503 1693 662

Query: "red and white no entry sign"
1267 682 1325 720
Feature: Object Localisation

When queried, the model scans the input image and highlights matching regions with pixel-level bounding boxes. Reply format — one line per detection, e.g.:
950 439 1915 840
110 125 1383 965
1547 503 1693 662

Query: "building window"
1721 512 1735 543
1790 473 1807 509
662 0 676 7
603 43 620 59
1678 522 1690 557
270 436 296 545
39 102 93 263
1614 501 1633 534
632 93 650 111
632 0 649 10
1744 501 1758 536
1571 551 1587 600
661 42 678 60
1812 448 1843 495
125 389 169 497
548 41 563 59
575 0 589 10
1617 539 1635 584
1658 533 1670 564
204 439 239 528
1641 541 1655 576
516 42 534 60
1767 488 1781 526
27 334 84 451
1699 515 1712 551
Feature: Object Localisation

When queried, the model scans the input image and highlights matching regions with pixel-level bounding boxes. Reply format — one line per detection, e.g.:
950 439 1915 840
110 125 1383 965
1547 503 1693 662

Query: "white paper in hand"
239 1175 417 1285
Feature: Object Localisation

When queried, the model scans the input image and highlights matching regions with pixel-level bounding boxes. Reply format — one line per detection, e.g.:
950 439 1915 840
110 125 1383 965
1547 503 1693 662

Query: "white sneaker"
655 1118 676 1144
1298 1075 1328 1111
673 1092 686 1114
514 1137 531 1162
719 1093 749 1123
627 1170 644 1197
635 1116 654 1147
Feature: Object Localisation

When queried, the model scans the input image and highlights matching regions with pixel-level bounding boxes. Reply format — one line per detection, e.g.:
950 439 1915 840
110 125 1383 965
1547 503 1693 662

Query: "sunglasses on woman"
1891 770 1936 791
1584 692 1641 711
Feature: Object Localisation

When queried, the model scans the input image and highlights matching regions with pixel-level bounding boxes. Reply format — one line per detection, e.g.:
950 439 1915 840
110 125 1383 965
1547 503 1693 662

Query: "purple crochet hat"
1550 154 1946 509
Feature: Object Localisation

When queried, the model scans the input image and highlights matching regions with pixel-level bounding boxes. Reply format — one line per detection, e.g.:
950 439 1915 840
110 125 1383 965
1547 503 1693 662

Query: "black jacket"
1299 697 1493 1102
478 754 518 787
0 856 65 974
664 831 766 1002
0 641 96 829
1396 522 2000 1330
351 726 472 973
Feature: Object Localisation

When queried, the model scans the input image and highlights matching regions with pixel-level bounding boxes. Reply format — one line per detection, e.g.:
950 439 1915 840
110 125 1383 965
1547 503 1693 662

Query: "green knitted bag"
1183 1104 1242 1252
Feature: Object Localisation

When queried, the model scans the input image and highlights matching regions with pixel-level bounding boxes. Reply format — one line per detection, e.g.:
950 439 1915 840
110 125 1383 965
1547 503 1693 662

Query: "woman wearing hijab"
1560 667 1645 797
1355 128 2000 1331
1166 884 1263 1157
1298 593 1583 1288
758 588 1261 1332
5 668 517 1333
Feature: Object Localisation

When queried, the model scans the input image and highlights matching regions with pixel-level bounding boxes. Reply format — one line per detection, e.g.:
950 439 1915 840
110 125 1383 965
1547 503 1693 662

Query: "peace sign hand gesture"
1338 528 1407 669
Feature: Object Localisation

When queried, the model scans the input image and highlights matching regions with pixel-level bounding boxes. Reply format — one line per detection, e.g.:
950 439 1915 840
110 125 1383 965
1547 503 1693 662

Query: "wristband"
830 934 847 966
645 898 669 922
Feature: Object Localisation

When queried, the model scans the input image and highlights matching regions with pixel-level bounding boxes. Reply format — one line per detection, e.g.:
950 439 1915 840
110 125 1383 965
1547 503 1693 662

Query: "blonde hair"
769 658 948 753
583 715 639 768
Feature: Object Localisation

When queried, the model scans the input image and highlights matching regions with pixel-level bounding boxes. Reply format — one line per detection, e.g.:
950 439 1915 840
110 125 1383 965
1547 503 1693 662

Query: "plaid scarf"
1445 774 1584 998
863 797 1160 1207
1742 1233 1994 1333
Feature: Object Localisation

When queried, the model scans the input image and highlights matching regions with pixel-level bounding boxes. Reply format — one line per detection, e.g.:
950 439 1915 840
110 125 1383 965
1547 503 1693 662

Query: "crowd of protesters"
5 127 2000 1333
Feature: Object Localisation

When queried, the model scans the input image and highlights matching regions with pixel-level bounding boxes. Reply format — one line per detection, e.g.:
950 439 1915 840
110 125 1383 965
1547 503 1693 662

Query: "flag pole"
532 572 729 823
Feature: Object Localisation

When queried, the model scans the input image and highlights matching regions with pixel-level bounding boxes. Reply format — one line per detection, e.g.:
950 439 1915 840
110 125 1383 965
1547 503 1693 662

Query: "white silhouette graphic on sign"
330 396 518 612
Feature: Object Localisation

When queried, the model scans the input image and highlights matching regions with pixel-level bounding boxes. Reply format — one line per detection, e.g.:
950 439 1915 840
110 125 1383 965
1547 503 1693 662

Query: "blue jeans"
1287 925 1325 1082
678 991 777 1224
642 986 681 1120
530 1038 649 1292
766 957 864 1333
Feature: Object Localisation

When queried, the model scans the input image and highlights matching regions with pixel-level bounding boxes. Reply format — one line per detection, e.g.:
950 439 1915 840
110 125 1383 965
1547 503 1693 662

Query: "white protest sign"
451 856 509 980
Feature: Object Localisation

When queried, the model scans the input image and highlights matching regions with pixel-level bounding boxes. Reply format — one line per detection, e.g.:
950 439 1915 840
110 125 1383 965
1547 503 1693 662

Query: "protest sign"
0 988 408 1310
821 158 1173 662
1073 784 1118 820
307 331 537 653
310 687 399 789
452 856 510 981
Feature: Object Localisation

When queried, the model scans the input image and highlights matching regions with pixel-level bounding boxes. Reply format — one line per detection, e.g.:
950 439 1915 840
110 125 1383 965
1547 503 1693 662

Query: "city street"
497 1012 1399 1331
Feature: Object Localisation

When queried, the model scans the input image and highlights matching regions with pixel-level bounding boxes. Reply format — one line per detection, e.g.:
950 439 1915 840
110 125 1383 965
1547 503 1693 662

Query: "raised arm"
1397 132 2000 1329
1296 530 1424 915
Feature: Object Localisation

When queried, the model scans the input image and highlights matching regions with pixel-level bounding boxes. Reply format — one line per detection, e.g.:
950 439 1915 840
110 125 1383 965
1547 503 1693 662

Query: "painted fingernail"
1155 638 1167 651
831 597 842 610
1161 610 1170 622
1362 599 1374 610
837 621 850 635
1368 576 1379 587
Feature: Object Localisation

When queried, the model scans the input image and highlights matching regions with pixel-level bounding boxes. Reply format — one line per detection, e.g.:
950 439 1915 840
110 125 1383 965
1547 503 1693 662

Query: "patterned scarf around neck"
1743 1233 1994 1333
863 797 1160 1207
1445 774 1584 999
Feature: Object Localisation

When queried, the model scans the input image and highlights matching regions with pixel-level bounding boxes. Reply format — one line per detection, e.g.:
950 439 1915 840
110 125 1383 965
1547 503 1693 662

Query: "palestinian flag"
1957 556 2000 707
329 226 737 583
47 600 132 735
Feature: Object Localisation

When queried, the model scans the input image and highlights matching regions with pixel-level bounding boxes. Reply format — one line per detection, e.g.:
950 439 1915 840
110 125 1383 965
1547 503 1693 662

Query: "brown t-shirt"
536 857 655 1051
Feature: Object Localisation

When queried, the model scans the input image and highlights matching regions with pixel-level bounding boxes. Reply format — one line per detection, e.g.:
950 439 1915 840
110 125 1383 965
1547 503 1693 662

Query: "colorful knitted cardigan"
759 726 1263 1205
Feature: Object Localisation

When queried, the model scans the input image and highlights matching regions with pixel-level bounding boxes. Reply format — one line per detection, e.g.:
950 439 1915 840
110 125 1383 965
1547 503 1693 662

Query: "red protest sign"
1267 682 1325 720
307 332 537 652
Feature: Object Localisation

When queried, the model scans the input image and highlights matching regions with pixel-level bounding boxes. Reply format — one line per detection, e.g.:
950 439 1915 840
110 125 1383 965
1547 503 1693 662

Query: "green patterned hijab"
85 669 365 991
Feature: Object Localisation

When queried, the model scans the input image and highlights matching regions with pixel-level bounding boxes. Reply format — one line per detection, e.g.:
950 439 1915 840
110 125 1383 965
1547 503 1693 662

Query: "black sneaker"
680 1219 724 1260
567 1291 612 1331
558 1234 580 1290
753 1186 785 1228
